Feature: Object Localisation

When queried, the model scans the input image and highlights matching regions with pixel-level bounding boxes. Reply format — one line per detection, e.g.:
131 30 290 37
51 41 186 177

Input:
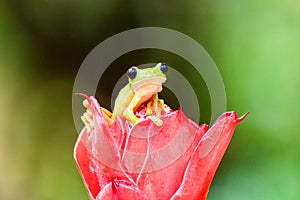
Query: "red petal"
170 112 248 200
74 138 101 199
74 94 247 200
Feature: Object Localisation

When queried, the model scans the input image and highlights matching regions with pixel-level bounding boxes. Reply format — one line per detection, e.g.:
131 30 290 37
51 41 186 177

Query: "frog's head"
127 63 168 95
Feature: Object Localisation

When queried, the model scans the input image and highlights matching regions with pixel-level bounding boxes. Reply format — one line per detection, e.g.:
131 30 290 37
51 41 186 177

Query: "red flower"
74 94 248 200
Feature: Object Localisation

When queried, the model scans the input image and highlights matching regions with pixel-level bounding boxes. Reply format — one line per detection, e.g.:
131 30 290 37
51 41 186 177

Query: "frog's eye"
160 63 168 74
127 67 137 79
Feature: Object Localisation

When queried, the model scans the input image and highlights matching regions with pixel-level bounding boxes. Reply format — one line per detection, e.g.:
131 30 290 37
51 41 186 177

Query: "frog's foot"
146 115 163 126
81 99 95 134
149 99 170 117
123 108 139 124
144 99 169 126
157 99 171 114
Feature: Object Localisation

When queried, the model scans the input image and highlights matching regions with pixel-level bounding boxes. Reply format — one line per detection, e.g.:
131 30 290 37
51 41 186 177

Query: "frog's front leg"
152 93 171 116
123 94 141 124
145 94 161 116
123 94 163 126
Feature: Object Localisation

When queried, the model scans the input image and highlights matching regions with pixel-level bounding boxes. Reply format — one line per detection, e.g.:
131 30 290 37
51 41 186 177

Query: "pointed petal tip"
75 93 90 99
199 123 209 131
237 112 249 123
178 105 183 112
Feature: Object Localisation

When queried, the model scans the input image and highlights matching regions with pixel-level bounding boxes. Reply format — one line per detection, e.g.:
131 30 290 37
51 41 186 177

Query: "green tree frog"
81 63 169 131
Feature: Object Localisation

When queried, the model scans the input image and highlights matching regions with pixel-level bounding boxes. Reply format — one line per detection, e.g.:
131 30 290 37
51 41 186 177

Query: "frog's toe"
81 112 94 134
83 99 90 109
86 109 93 118
84 113 94 129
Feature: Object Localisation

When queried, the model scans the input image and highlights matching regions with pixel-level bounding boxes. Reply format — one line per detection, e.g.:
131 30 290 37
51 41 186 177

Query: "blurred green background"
0 1 299 199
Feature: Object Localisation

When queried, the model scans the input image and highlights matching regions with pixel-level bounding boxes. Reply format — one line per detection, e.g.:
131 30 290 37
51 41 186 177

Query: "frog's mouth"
131 77 167 93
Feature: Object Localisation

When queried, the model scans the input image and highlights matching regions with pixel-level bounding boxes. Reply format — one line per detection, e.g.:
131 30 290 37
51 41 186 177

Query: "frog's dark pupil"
127 67 137 79
160 63 168 74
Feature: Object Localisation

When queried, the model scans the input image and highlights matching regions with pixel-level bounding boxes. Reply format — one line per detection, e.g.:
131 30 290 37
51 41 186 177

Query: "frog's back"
111 84 133 120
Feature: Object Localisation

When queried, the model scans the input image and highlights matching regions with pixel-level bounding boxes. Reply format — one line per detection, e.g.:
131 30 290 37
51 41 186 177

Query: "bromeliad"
74 63 248 200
